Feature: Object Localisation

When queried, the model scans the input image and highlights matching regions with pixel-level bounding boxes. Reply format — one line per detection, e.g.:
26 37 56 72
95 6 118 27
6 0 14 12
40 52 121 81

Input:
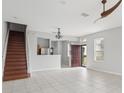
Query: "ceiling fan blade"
101 0 122 18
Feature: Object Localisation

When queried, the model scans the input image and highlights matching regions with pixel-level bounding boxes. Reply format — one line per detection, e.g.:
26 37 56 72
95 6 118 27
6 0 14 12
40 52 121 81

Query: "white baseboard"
87 67 122 76
31 68 61 73
30 67 121 76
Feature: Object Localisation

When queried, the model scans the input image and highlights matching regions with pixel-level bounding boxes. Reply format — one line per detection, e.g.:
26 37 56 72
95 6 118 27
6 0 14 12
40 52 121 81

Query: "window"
94 38 104 62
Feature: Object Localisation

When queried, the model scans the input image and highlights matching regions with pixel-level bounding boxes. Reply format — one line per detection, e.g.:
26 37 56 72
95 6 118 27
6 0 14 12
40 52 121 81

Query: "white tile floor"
3 67 122 93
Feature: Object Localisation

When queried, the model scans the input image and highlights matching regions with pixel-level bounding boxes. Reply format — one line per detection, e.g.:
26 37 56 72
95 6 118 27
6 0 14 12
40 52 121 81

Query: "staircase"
3 31 29 81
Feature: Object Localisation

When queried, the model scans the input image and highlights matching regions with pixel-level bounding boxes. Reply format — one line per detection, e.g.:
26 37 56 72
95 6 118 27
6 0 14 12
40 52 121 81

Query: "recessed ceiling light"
81 13 89 17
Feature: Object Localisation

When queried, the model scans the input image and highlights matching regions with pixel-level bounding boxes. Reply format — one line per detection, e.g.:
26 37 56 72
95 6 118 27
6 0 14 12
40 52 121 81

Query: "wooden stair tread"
5 66 27 70
3 74 28 81
6 58 26 62
8 41 25 44
6 55 26 58
7 50 25 52
4 71 27 76
7 52 26 54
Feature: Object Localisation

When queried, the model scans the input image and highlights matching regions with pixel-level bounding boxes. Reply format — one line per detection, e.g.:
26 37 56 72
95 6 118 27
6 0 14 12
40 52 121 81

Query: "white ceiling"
3 0 122 36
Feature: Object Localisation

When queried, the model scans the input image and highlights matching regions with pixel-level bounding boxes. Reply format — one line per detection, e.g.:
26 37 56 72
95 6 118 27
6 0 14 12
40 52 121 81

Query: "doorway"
71 45 81 67
81 44 87 67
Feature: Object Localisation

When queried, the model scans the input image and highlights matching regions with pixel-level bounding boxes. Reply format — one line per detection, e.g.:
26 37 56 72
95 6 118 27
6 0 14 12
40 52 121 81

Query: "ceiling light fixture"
55 28 63 39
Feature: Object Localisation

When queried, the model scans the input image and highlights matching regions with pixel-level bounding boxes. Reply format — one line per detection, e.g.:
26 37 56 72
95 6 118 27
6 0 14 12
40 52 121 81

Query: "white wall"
80 27 122 75
51 41 58 54
2 21 8 71
27 30 79 72
2 22 7 50
29 55 61 72
61 41 69 67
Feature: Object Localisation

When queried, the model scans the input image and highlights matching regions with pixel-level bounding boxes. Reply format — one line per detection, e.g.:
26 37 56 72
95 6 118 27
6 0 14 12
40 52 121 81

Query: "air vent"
81 13 89 17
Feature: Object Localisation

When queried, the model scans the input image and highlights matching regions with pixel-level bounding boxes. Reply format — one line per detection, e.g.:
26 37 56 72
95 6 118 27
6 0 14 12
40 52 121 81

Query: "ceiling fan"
94 0 122 22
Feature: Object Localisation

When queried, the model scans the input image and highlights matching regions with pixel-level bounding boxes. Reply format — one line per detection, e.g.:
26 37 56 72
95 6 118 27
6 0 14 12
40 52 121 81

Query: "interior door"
71 45 81 67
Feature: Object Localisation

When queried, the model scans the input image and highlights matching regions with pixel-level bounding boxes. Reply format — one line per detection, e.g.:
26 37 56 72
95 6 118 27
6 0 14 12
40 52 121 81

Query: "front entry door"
71 45 81 67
